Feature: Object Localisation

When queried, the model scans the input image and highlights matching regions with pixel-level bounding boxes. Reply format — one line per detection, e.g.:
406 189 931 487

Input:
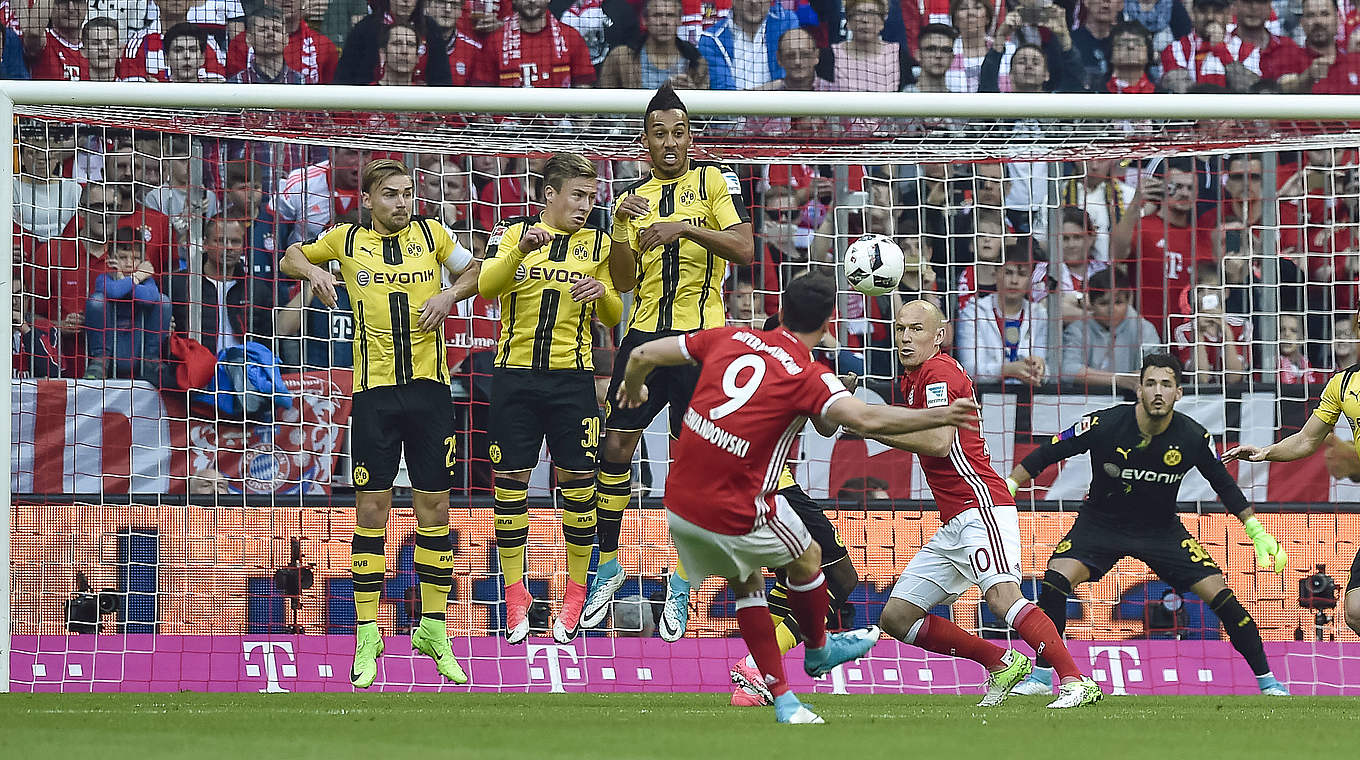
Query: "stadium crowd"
7 0 1358 402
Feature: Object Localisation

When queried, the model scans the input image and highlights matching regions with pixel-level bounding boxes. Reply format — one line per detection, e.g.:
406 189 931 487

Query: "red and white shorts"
665 495 812 582
890 505 1022 609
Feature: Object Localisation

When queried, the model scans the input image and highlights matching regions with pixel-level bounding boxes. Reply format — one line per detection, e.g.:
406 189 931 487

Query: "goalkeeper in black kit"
1005 354 1291 696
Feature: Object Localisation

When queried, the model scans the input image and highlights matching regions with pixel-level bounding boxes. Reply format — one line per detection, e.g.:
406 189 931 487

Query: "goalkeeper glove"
1005 477 1019 497
1243 516 1287 573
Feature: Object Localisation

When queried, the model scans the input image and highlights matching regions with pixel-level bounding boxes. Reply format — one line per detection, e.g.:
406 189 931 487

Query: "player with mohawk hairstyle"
584 82 756 641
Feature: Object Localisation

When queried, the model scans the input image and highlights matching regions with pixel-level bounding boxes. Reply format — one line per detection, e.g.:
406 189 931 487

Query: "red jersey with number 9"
898 351 1014 523
666 326 850 535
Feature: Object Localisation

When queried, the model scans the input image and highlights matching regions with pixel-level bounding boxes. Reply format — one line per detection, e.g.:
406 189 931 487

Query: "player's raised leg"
583 430 640 629
982 582 1100 708
1014 558 1090 696
1188 574 1288 695
554 471 598 643
493 474 533 644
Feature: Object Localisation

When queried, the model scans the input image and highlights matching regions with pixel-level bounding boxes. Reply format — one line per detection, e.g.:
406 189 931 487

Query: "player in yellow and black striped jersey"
476 153 623 645
282 159 479 689
1224 324 1360 638
585 83 756 640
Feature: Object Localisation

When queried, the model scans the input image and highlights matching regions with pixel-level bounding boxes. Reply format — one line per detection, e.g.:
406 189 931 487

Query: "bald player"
1225 320 1360 637
855 300 1102 709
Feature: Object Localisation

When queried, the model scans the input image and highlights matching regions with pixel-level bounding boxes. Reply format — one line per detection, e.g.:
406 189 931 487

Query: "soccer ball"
843 234 905 297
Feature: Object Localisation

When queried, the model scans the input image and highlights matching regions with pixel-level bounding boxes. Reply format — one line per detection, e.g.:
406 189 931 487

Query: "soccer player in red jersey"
862 300 1103 709
617 275 980 724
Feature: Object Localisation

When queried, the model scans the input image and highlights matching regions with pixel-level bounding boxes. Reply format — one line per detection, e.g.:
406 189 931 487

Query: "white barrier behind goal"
3 85 1359 694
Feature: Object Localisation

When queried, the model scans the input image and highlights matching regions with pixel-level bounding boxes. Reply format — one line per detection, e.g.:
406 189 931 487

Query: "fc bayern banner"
10 371 352 495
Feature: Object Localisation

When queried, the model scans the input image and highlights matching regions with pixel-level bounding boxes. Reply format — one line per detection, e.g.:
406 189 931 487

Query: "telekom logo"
526 644 581 693
1088 645 1141 696
242 641 297 693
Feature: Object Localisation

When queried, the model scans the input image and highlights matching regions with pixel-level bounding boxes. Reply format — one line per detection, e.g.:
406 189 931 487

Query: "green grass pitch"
2 693 1356 759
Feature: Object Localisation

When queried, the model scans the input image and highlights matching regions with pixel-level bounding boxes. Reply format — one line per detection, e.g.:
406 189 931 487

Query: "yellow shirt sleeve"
704 164 748 230
1315 372 1345 427
593 253 623 327
425 218 453 264
477 220 527 299
300 224 347 264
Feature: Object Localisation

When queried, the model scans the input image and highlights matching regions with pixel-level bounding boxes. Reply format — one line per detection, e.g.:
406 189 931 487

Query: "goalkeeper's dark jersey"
1020 404 1250 530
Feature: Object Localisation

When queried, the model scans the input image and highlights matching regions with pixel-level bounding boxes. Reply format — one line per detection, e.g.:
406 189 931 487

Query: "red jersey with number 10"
898 351 1013 523
666 326 850 535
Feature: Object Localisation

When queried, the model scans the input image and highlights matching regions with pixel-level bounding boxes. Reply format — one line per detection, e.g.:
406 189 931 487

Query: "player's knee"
787 543 822 583
878 599 923 641
1038 569 1073 605
601 430 640 464
1345 593 1360 637
983 581 1024 618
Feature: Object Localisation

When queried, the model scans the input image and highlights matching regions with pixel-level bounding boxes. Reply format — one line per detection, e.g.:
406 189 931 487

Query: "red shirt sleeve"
680 326 734 364
802 365 851 419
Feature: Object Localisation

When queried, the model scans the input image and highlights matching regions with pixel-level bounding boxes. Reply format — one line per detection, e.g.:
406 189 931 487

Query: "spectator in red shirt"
18 0 87 81
1121 158 1214 336
1235 0 1304 80
81 16 120 82
471 0 596 86
425 0 484 84
226 0 338 84
119 0 227 82
336 0 453 85
1275 0 1360 93
1277 313 1324 385
229 7 307 85
1160 0 1259 91
1105 20 1158 93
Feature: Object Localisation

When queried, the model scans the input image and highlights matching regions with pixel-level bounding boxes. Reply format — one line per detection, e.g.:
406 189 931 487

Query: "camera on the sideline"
1298 564 1337 610
64 571 120 634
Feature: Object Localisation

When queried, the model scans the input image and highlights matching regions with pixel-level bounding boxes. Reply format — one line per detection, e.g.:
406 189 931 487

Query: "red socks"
735 595 789 697
785 572 829 650
909 614 1006 670
1010 601 1082 681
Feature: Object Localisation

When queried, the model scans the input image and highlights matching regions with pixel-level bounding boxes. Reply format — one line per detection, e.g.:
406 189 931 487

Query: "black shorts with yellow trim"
488 368 600 472
350 378 456 492
1052 514 1221 593
1347 545 1360 593
604 329 700 436
779 483 849 566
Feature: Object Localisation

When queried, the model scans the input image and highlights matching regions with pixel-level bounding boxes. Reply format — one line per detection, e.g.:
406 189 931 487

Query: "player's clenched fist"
616 379 649 409
517 225 554 253
611 194 650 242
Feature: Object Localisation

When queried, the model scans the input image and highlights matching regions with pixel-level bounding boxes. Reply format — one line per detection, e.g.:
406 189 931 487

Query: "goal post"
3 83 1359 696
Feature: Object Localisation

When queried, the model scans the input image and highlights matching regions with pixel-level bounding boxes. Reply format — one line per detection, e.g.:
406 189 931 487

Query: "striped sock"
494 477 530 588
351 526 386 626
594 460 630 566
414 525 453 621
559 477 597 585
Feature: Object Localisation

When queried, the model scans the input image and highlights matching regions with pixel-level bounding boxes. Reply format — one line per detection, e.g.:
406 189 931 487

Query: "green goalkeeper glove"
1243 516 1287 573
1005 477 1019 498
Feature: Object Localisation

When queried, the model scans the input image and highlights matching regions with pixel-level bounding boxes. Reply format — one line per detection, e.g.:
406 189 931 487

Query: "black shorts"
350 379 456 492
604 329 700 436
488 368 600 472
1347 546 1360 594
1052 515 1222 593
780 483 849 567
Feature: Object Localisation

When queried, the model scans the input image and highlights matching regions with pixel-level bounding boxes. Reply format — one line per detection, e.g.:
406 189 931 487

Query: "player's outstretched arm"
616 335 688 408
1222 413 1331 463
1007 415 1099 495
826 396 978 440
